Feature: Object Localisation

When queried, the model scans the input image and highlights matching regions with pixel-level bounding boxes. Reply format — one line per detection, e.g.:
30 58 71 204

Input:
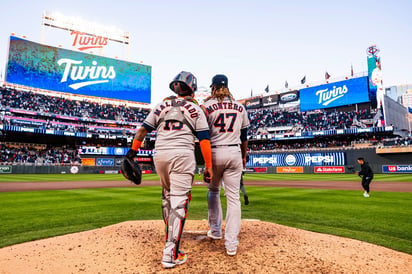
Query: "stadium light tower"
41 11 130 58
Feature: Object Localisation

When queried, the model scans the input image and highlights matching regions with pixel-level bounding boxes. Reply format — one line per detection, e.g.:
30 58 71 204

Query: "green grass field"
0 173 411 255
0 173 411 182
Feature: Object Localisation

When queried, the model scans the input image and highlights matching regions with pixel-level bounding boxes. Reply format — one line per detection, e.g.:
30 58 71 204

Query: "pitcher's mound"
0 220 410 274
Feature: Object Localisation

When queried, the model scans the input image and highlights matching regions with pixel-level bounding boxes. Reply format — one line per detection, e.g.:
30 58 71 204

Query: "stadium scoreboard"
5 36 152 104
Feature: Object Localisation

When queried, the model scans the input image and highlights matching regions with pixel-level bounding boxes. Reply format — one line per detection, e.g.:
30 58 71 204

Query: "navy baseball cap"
210 74 228 88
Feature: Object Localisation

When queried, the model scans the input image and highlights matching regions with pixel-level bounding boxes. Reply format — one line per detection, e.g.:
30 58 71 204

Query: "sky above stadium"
0 0 411 106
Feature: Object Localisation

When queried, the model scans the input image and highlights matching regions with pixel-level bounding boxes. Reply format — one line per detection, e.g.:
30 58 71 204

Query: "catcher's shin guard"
161 189 170 224
164 191 192 260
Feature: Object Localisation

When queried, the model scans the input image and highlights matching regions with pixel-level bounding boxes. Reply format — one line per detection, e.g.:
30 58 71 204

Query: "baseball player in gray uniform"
127 71 213 268
202 74 249 256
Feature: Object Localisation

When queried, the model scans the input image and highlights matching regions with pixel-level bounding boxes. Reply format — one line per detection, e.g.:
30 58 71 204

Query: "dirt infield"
1 180 411 274
1 179 411 192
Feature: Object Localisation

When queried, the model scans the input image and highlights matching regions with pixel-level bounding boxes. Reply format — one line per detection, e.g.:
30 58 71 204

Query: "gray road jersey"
202 98 250 146
144 98 209 151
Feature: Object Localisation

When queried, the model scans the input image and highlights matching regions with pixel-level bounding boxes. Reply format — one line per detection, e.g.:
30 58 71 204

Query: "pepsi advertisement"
6 36 151 103
245 98 262 109
247 152 346 167
299 77 369 112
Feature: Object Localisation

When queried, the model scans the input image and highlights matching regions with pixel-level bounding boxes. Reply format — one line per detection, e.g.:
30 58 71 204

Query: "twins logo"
316 85 348 106
57 58 116 90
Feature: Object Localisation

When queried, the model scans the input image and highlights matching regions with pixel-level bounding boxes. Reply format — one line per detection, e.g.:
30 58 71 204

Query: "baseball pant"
361 176 373 193
154 149 195 261
208 146 243 251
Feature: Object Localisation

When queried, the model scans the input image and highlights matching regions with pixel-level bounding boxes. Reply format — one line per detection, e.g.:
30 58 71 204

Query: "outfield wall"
246 147 412 174
1 148 411 174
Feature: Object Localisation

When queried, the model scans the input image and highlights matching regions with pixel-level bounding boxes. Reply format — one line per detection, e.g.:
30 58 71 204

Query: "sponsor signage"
314 166 345 173
6 36 151 103
382 165 412 173
137 157 152 162
11 119 45 127
277 166 303 173
262 94 279 106
0 166 12 173
279 90 299 103
70 166 79 174
245 98 261 109
299 77 369 112
96 158 114 166
252 167 267 173
104 170 120 174
79 146 153 156
81 158 96 166
248 152 346 167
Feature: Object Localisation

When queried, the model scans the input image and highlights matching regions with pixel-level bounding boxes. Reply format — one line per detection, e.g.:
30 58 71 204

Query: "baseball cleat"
207 230 222 240
162 251 187 268
226 248 237 256
244 195 249 205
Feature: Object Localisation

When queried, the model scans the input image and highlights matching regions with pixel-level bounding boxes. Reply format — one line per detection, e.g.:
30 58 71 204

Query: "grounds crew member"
355 157 374 198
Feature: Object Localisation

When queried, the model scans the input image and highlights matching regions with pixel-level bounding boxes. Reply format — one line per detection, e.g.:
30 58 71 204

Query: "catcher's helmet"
210 74 228 88
121 157 142 185
169 71 197 96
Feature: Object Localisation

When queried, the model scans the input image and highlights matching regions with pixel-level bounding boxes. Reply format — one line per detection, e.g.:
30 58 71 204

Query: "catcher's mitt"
121 157 142 185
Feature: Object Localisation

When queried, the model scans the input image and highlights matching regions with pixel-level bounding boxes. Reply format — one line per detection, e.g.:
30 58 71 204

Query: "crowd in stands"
0 87 149 123
248 138 351 152
247 108 374 136
380 136 412 147
0 86 410 163
0 143 81 165
0 87 152 137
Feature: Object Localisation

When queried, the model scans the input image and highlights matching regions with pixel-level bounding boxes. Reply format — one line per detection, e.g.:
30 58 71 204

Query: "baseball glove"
121 150 142 185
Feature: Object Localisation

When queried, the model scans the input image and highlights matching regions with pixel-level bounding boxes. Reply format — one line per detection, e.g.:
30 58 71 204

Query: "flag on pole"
285 81 288 88
301 76 306 84
325 71 331 80
265 85 269 93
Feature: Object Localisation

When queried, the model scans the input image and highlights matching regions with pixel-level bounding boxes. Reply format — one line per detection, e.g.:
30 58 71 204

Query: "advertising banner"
137 157 152 162
244 167 267 173
81 158 95 166
276 166 303 173
245 98 261 109
0 166 12 173
366 45 383 109
262 94 279 107
96 158 115 166
382 165 412 173
314 166 345 173
279 90 299 104
299 77 370 112
6 36 151 103
248 152 346 167
79 146 153 156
